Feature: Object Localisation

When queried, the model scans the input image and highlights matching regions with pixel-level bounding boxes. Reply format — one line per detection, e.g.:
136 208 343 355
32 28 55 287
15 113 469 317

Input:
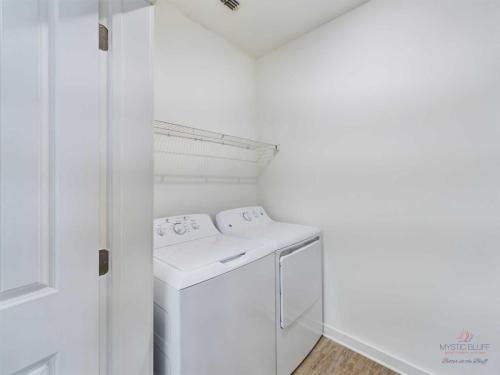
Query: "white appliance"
153 214 276 375
216 207 323 375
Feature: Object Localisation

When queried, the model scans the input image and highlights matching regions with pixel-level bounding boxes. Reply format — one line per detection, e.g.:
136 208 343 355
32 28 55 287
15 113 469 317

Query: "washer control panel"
241 208 266 222
154 214 218 248
216 206 272 234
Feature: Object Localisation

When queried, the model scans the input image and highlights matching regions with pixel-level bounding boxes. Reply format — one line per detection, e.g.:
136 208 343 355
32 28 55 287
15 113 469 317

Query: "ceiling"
165 0 370 57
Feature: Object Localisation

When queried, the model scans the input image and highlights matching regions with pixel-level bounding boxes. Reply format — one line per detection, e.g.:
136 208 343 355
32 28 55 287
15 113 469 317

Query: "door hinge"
99 24 109 51
99 249 110 276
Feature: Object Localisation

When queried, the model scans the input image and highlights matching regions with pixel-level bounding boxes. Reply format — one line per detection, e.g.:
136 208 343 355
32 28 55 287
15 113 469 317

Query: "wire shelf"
153 120 279 184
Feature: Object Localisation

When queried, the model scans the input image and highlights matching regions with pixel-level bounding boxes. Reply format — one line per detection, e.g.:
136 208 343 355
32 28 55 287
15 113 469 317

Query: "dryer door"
280 238 322 329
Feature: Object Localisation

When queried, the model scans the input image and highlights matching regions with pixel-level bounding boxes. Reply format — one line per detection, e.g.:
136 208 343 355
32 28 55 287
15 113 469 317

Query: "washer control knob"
173 223 187 235
156 226 165 237
242 211 252 222
191 222 200 230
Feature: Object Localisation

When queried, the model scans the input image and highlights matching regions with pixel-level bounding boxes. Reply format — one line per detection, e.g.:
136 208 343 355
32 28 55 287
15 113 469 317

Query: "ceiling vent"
220 0 240 11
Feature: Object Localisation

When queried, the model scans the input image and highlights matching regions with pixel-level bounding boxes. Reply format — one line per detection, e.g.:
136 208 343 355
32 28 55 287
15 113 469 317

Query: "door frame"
101 1 155 374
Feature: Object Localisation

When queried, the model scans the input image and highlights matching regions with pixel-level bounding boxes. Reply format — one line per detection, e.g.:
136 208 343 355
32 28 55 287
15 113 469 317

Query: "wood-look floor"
293 337 397 375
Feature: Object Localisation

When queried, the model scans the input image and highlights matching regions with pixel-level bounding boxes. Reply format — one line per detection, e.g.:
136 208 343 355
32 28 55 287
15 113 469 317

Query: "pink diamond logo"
457 329 474 343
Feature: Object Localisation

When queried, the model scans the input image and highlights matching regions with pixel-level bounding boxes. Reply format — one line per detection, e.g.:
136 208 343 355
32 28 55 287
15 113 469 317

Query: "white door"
0 0 100 374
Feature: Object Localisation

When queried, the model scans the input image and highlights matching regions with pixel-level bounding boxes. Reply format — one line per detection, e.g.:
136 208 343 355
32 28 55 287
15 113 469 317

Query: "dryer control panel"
154 214 219 248
216 206 272 234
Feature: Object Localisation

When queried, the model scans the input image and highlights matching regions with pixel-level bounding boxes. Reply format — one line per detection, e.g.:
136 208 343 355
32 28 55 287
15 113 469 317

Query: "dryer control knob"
242 211 252 222
173 223 187 235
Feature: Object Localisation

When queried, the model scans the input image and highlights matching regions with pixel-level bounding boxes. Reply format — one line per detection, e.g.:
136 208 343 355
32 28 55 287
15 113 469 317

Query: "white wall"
257 1 500 374
154 1 257 218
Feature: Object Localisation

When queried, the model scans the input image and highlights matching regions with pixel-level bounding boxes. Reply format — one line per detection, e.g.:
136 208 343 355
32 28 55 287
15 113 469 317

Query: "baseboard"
323 324 431 375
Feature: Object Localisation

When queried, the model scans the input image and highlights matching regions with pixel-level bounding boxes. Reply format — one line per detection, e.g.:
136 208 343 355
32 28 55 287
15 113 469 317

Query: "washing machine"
216 207 323 375
153 214 276 375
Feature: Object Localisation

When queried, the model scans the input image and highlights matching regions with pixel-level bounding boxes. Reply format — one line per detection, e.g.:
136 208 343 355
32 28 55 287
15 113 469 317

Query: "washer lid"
154 236 273 290
216 206 320 249
154 234 261 272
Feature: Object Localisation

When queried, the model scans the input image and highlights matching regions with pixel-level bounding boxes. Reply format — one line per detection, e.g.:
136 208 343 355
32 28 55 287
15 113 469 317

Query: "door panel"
0 0 52 297
0 0 100 374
